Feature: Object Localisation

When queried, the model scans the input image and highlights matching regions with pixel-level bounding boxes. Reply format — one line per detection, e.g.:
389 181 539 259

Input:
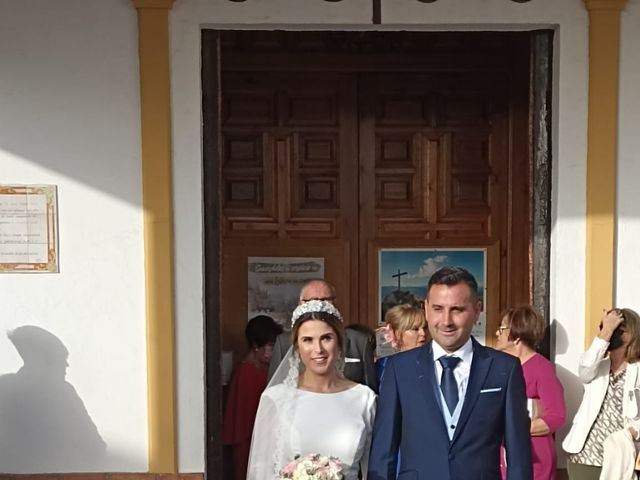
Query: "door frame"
201 29 553 478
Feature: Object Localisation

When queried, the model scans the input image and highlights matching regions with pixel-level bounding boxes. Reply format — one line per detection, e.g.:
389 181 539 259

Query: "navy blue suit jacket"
368 338 532 480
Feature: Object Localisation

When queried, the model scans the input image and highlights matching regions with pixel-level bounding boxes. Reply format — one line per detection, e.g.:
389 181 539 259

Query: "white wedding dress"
247 383 376 480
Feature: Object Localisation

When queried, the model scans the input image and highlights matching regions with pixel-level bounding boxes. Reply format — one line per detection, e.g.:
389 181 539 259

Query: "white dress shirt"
432 337 474 439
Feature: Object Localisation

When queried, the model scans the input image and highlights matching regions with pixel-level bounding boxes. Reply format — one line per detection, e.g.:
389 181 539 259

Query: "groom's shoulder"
387 342 429 366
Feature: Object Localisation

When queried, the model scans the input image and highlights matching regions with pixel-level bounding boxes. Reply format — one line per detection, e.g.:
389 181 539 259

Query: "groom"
368 266 532 480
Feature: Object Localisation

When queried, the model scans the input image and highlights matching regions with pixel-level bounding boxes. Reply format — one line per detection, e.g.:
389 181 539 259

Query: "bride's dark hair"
291 311 345 356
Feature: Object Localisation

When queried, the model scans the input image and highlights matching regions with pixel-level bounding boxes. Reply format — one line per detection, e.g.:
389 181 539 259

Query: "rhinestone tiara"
291 299 342 328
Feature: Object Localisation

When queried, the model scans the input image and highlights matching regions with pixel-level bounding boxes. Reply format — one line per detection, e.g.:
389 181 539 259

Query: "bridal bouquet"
278 453 343 480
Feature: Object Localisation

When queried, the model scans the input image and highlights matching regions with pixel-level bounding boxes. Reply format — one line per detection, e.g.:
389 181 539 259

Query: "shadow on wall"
550 319 583 467
0 325 106 473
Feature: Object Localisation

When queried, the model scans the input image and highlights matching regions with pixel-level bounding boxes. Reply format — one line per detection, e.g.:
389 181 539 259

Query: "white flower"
278 452 343 480
291 300 342 328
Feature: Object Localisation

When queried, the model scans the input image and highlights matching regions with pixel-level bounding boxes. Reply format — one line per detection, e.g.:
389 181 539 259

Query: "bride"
247 300 377 479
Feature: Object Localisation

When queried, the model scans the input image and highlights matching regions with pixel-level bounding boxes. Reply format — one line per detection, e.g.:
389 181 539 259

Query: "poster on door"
378 248 487 345
248 256 325 329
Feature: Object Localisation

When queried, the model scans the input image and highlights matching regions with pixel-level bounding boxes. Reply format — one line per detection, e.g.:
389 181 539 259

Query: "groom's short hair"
427 266 479 302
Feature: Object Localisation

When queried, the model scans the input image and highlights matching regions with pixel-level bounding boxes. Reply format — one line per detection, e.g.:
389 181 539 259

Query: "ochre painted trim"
133 0 175 9
132 0 177 473
583 0 627 347
585 0 627 10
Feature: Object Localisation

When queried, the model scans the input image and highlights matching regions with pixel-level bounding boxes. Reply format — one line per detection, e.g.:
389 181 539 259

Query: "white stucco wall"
0 0 618 473
171 0 589 472
0 0 147 473
617 0 640 312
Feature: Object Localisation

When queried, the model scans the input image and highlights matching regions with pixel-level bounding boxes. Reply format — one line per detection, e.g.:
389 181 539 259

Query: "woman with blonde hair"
376 304 428 385
563 308 640 480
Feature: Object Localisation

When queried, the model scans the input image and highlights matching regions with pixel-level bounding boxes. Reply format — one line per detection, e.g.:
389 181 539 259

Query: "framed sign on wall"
0 185 59 273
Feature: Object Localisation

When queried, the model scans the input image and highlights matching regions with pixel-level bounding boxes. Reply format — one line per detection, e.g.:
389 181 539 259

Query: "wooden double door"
213 31 532 362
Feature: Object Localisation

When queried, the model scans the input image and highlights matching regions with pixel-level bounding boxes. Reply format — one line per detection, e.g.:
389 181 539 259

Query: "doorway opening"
201 29 553 478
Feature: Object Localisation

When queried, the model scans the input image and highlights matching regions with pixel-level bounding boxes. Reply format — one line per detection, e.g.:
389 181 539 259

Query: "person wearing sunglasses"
563 308 640 480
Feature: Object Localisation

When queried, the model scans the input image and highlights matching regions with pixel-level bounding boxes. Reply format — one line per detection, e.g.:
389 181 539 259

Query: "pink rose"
281 461 297 475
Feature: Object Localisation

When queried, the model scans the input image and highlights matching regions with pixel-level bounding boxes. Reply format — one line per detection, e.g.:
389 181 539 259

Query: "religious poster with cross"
378 248 487 346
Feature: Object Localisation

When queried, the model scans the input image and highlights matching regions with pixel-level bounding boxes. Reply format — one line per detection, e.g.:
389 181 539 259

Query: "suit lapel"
416 342 449 438
450 338 492 446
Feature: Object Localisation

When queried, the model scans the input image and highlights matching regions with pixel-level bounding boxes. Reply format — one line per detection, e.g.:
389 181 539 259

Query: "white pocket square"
480 387 502 393
345 357 360 363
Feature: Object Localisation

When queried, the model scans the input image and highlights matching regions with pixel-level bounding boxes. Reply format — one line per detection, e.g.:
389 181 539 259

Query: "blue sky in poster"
380 249 485 289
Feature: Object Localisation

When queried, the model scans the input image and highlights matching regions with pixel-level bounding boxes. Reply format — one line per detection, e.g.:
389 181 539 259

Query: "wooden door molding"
218 71 360 331
358 56 530 328
219 72 358 242
204 30 545 476
202 29 222 480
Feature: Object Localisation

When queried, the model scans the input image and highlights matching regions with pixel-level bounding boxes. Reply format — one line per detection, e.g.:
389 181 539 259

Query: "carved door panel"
217 33 530 360
208 31 534 476
358 70 528 338
219 72 359 357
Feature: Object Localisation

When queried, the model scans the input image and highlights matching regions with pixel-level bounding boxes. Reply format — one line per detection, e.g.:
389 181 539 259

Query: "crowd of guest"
220 267 640 480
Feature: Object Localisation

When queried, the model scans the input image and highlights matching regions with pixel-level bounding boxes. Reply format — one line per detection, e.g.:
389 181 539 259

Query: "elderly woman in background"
496 305 566 480
223 315 283 480
563 308 640 480
376 304 428 386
